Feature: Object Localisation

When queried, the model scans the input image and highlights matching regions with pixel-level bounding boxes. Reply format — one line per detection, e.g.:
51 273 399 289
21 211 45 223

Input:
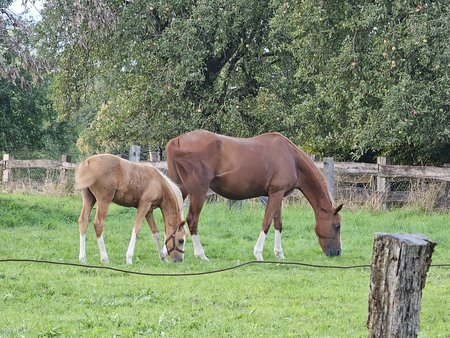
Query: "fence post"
367 233 436 338
376 156 391 207
129 145 141 162
2 154 12 183
149 147 159 162
323 157 335 200
59 155 71 186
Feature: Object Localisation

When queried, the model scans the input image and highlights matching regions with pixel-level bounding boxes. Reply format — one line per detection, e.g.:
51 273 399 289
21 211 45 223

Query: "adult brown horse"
166 130 343 261
75 154 186 264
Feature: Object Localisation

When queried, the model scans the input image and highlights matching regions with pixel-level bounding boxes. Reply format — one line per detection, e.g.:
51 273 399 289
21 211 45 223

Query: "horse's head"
314 204 343 257
164 221 186 262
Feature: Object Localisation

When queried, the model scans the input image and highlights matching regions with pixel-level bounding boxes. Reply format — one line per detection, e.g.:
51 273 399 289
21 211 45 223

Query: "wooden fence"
2 151 449 208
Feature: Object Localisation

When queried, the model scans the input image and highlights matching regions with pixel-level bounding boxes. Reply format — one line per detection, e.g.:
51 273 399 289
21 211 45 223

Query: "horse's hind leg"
273 202 286 259
78 188 96 264
125 204 151 264
93 197 112 263
145 212 167 261
187 193 209 261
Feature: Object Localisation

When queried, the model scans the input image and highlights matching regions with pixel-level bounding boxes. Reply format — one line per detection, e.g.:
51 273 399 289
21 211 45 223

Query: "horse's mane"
274 133 335 207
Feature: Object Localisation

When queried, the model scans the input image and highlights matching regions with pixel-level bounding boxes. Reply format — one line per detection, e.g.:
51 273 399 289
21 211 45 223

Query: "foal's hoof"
79 257 86 265
126 257 133 265
100 257 109 264
159 251 168 262
196 253 209 261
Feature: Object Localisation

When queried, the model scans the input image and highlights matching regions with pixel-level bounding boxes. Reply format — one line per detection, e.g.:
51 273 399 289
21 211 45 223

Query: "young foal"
166 130 343 261
75 154 186 264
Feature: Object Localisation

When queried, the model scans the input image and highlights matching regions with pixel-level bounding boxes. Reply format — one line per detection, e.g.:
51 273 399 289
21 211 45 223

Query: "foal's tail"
74 159 97 191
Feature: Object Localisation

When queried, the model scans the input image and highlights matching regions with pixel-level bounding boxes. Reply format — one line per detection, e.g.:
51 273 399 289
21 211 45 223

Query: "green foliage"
36 0 277 152
0 79 79 159
269 0 450 164
1 0 48 88
35 0 449 164
0 194 449 336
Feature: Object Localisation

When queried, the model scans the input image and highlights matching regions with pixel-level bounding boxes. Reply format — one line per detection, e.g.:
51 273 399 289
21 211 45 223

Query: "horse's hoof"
79 257 86 265
254 251 264 261
126 257 133 265
274 251 286 259
101 257 109 264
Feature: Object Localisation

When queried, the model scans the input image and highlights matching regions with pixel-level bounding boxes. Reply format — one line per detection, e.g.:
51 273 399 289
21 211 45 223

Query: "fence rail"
3 159 77 170
2 152 449 208
331 161 450 181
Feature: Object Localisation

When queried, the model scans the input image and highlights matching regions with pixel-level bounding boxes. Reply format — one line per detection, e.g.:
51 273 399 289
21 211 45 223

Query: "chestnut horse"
75 154 186 264
166 130 343 261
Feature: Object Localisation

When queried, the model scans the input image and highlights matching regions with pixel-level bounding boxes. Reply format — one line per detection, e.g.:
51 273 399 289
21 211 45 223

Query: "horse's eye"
334 223 341 231
178 239 184 245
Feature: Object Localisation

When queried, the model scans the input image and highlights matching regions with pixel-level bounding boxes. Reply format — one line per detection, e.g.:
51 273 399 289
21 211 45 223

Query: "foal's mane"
154 168 184 220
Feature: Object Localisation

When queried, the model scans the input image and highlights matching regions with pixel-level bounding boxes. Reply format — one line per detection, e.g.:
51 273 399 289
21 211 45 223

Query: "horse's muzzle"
172 256 184 263
326 248 341 257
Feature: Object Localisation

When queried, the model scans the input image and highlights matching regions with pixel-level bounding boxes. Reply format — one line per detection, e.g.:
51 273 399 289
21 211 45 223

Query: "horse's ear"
334 204 343 215
178 220 186 229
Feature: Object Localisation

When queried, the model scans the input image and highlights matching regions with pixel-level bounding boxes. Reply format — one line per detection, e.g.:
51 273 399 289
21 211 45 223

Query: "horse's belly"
210 177 267 200
113 190 141 208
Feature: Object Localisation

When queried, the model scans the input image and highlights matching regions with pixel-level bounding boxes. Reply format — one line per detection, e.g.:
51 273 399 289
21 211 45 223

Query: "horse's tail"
74 159 97 191
165 137 186 196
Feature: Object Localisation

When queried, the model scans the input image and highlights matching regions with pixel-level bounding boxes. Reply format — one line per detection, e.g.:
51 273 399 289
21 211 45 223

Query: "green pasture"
0 193 449 337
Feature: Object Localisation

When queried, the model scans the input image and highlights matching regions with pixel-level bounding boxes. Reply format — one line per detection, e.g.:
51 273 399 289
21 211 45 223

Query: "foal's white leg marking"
254 231 266 261
191 234 208 261
153 232 167 261
126 228 137 264
274 230 286 259
79 233 86 264
97 233 109 263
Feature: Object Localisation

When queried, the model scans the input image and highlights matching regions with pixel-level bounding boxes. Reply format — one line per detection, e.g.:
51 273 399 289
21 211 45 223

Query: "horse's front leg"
145 212 167 262
273 202 286 259
126 205 151 264
254 191 284 261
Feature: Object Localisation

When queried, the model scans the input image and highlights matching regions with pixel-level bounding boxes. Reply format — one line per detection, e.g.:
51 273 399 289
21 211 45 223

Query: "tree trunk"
367 233 436 338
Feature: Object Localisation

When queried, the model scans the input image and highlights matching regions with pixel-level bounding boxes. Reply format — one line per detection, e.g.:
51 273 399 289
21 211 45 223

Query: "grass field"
0 193 449 337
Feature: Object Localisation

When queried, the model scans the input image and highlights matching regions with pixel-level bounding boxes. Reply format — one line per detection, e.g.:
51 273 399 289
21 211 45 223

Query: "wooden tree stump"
367 233 436 338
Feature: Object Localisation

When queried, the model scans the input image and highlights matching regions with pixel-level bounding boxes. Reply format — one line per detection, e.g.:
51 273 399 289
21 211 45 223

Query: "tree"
268 0 450 164
35 0 449 164
0 0 48 89
0 78 78 158
0 1 77 158
36 0 278 153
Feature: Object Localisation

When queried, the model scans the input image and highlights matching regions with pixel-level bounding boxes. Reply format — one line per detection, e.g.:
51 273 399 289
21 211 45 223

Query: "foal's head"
314 204 343 257
165 221 186 262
